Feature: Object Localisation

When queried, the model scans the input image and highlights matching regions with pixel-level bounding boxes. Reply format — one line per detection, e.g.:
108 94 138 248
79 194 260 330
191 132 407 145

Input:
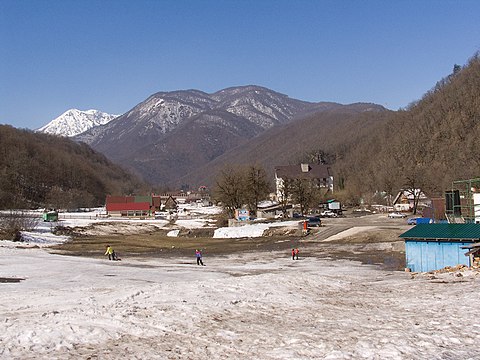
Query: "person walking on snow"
292 249 296 260
105 245 116 261
295 248 299 260
195 249 205 266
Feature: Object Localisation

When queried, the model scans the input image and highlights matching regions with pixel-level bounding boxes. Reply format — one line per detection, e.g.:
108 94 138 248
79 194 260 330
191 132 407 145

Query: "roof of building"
393 189 429 205
275 164 332 179
400 223 480 241
106 202 151 212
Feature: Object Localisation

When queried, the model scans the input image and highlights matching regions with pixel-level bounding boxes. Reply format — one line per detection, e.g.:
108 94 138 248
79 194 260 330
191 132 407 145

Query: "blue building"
400 224 480 272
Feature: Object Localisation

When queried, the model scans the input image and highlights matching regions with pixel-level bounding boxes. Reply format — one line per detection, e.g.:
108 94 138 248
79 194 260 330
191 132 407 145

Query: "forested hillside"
334 53 480 201
0 125 144 209
4 54 478 209
181 53 480 206
175 103 387 188
75 86 316 185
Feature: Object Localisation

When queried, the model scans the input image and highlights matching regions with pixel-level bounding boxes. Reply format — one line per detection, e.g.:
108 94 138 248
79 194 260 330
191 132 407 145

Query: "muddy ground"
48 216 408 270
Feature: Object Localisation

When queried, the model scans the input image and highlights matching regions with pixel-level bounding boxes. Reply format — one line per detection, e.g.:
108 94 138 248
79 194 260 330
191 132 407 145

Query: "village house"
393 189 430 212
105 195 161 218
163 195 178 211
105 189 210 218
256 202 293 219
274 163 333 202
157 190 211 206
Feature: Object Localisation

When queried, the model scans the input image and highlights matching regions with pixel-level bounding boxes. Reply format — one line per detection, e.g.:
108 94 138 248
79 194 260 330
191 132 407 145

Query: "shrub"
0 211 39 241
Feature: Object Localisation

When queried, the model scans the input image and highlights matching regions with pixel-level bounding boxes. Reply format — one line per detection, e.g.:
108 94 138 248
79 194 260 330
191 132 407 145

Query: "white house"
274 163 334 201
393 189 430 211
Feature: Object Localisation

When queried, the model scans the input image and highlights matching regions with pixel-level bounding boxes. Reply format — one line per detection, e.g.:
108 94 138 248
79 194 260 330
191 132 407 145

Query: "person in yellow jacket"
104 245 117 261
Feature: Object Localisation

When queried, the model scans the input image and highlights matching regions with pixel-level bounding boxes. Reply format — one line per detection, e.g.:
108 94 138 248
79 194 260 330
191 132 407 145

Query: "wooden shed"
400 224 480 272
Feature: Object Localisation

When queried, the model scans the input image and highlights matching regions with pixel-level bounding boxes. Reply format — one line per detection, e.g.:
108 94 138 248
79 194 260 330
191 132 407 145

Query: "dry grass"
48 229 302 260
46 221 407 270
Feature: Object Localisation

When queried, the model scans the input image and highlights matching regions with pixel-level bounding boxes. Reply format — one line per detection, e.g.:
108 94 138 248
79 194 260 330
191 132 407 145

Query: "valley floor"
1 239 479 359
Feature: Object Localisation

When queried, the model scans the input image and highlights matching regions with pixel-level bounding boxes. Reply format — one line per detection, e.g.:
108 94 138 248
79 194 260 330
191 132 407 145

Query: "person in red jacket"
292 249 295 260
294 248 299 260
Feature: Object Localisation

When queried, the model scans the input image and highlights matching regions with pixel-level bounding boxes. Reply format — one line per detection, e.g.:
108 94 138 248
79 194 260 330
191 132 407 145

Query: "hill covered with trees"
188 53 480 206
4 53 478 211
0 125 145 209
333 53 480 203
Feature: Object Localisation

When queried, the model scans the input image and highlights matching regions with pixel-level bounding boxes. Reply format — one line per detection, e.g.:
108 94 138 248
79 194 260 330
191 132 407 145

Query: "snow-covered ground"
1 246 479 359
4 205 301 246
1 206 479 359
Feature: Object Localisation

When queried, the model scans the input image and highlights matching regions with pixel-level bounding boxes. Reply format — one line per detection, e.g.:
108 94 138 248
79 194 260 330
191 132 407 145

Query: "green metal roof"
400 223 480 240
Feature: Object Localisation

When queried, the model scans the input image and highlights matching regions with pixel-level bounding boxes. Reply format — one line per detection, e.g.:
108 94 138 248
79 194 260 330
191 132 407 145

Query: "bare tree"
402 169 428 215
278 177 294 216
214 164 271 218
244 165 271 214
213 166 245 218
291 178 321 216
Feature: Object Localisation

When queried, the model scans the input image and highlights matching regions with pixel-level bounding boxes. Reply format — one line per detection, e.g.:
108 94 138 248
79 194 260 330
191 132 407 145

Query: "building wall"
274 173 333 201
474 193 480 223
107 210 151 217
405 240 473 272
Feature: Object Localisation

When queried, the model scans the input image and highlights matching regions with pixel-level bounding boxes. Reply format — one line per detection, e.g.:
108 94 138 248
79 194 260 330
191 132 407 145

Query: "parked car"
320 210 337 218
307 216 322 227
407 217 418 225
410 217 433 224
388 212 407 219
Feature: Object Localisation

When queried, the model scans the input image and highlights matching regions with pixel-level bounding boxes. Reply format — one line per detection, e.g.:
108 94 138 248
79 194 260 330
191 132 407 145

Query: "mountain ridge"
37 109 119 137
35 85 386 188
73 85 382 186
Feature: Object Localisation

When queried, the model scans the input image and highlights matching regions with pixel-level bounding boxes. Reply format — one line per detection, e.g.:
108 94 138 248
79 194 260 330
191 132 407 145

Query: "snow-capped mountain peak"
37 109 119 137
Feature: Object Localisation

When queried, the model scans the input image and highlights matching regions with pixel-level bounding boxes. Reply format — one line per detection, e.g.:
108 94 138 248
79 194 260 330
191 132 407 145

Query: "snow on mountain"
37 109 119 137
72 86 354 186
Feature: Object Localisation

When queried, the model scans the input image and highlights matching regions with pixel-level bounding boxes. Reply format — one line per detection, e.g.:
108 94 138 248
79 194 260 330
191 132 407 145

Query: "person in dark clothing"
195 249 205 266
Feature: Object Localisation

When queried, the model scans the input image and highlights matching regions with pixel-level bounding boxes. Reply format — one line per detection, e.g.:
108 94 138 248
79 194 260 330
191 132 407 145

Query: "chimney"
301 163 310 173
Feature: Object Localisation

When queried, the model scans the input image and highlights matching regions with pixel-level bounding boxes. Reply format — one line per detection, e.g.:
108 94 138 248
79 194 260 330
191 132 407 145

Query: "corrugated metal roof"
400 223 480 240
106 196 135 204
134 195 152 203
106 202 151 211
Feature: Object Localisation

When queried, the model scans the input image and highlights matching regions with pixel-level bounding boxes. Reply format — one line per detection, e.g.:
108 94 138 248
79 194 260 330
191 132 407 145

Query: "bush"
0 211 39 241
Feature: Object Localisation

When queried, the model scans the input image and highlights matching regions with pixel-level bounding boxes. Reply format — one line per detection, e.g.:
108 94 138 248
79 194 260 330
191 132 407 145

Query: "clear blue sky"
1 0 479 130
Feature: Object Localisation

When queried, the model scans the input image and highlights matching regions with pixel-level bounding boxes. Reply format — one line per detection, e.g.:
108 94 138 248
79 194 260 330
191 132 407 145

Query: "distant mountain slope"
0 125 144 209
75 85 348 185
191 55 480 200
38 109 119 137
176 103 388 188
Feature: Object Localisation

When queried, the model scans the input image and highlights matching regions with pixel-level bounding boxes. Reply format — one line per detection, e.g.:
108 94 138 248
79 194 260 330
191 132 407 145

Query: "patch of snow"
38 109 119 137
213 221 297 238
167 229 180 237
20 231 70 246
